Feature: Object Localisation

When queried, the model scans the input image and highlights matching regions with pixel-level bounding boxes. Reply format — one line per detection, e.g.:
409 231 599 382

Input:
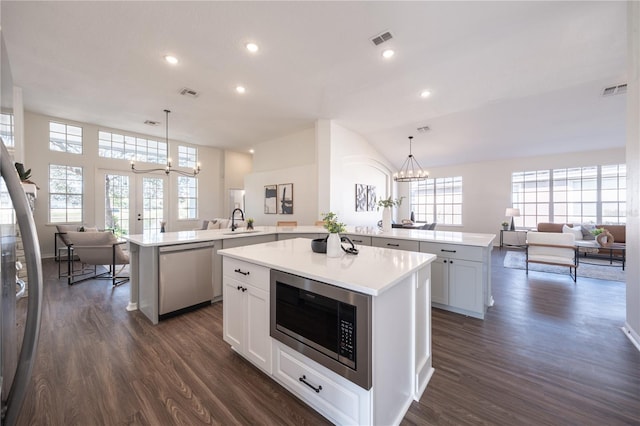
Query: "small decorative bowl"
311 237 328 253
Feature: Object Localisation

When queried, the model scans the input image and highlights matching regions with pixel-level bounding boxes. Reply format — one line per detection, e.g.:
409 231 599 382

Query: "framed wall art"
367 185 376 211
264 184 277 214
355 184 367 212
277 183 294 214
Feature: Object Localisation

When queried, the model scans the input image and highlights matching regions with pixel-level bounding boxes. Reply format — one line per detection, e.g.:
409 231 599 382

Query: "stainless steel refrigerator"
0 138 43 426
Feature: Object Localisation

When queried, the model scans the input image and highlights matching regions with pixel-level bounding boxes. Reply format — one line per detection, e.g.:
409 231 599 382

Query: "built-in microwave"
270 269 372 390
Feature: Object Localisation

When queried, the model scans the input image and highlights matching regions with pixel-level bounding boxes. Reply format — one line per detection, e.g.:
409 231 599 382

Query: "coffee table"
575 241 626 270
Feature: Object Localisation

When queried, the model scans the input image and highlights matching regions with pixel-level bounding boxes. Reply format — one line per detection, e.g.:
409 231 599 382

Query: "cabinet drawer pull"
353 239 363 243
299 375 322 393
387 243 400 247
234 268 250 276
441 249 457 253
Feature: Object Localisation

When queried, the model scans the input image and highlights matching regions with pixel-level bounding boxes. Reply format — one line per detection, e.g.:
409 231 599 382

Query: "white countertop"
125 225 495 248
218 238 436 296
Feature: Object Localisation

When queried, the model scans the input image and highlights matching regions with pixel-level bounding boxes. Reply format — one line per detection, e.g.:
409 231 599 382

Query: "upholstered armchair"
64 231 129 286
526 231 578 282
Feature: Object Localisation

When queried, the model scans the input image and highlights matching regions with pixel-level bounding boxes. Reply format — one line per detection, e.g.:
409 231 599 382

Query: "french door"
96 170 167 236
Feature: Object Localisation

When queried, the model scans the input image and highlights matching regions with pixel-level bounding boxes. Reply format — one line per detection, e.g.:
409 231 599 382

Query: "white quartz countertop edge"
125 225 495 248
218 238 437 297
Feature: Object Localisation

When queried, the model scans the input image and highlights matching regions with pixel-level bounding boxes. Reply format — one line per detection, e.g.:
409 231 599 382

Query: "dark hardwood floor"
15 250 640 425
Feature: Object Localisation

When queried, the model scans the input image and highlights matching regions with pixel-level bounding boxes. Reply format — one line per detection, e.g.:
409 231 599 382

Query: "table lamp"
505 208 520 231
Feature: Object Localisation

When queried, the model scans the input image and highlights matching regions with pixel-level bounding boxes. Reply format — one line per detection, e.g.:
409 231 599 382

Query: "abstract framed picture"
355 184 367 212
367 185 376 211
277 183 294 214
264 185 277 214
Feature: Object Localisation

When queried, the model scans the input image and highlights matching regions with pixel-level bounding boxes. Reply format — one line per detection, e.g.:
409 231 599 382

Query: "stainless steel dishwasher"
158 241 215 316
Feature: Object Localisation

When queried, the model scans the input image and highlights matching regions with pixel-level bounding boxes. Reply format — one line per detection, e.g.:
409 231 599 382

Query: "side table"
500 229 528 249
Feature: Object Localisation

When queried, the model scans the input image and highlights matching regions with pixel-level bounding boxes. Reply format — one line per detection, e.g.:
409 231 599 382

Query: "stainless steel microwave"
270 269 372 390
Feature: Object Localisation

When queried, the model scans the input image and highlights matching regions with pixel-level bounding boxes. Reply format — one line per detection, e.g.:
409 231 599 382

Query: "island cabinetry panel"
372 237 419 252
273 341 371 426
221 234 276 249
420 242 486 319
222 258 272 374
342 234 372 246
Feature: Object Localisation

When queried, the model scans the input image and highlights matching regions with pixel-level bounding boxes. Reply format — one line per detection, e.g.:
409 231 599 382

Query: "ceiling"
0 1 628 170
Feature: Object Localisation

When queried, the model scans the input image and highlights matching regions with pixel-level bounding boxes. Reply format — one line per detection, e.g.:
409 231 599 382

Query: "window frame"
49 164 83 223
178 145 198 169
0 112 15 148
410 176 463 225
49 121 83 154
177 176 198 220
98 130 168 165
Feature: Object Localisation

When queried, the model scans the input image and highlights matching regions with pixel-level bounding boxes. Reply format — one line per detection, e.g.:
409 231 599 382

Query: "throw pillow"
562 224 583 241
207 221 221 230
580 224 596 240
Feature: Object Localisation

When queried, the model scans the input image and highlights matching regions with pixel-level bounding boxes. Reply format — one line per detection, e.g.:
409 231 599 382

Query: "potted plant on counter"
377 196 404 232
246 218 254 230
321 212 345 258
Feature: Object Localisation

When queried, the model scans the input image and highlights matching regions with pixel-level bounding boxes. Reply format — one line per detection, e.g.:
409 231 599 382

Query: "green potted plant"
501 221 510 230
246 218 254 230
321 212 345 257
377 196 404 232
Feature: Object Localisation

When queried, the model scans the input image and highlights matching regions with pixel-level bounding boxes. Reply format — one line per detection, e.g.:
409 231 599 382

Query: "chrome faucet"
231 208 245 231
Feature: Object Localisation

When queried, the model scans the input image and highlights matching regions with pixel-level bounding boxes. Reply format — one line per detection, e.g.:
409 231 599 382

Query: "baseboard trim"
622 323 640 352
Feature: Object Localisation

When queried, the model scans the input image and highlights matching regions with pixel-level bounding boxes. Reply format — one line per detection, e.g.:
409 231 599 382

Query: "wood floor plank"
14 252 640 425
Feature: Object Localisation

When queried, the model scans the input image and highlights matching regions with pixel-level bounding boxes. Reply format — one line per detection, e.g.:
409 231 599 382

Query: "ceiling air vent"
144 120 160 126
417 126 431 133
602 83 627 97
179 87 200 98
370 31 393 46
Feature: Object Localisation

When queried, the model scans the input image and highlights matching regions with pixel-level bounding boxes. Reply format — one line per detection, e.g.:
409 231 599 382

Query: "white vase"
382 207 392 232
326 233 342 258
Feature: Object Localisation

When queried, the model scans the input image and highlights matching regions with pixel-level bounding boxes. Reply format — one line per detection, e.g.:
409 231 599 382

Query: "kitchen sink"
223 230 262 235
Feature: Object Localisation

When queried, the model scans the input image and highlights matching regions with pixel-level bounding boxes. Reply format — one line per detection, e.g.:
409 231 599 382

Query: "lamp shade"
505 208 520 217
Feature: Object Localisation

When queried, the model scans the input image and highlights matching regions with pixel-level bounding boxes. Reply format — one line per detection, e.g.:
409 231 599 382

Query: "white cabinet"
342 234 372 246
372 237 419 252
222 257 272 374
420 242 487 319
272 341 371 426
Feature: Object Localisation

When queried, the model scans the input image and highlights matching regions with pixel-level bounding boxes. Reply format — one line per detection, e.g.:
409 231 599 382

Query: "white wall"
327 122 397 226
396 147 625 236
625 0 640 350
23 110 225 256
245 127 317 225
223 150 252 216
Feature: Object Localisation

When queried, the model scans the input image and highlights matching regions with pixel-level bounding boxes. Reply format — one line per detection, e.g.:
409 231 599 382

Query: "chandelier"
394 136 428 182
130 109 201 177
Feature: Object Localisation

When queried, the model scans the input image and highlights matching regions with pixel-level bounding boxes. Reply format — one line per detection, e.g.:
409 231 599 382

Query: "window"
178 145 197 168
50 122 82 154
178 176 198 219
49 164 83 223
410 176 463 225
0 113 14 147
104 174 130 237
0 180 15 225
512 164 626 228
98 131 167 165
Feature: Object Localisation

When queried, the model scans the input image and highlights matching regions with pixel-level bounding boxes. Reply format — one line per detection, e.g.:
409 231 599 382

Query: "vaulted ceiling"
1 1 628 169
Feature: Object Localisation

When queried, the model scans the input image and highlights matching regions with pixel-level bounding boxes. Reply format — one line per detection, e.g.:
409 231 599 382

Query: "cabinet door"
223 277 244 350
430 258 449 305
448 259 483 313
245 286 272 373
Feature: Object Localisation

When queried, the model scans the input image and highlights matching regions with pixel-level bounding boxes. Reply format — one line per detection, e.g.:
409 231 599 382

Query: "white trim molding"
622 323 640 352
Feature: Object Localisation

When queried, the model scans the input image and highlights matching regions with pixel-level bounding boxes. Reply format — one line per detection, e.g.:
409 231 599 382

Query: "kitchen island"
125 225 494 323
218 238 436 426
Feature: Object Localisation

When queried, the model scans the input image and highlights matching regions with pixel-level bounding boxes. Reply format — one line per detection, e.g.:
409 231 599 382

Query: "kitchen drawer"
273 342 369 426
372 237 419 252
223 257 270 291
342 234 372 246
419 241 484 262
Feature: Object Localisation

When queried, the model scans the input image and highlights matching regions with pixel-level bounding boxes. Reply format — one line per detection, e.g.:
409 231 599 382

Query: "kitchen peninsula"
218 238 436 425
125 226 495 324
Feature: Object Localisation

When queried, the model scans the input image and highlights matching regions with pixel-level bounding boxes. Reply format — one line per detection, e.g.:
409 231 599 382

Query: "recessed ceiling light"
245 43 259 53
382 49 395 59
164 55 179 65
236 86 246 94
420 90 431 98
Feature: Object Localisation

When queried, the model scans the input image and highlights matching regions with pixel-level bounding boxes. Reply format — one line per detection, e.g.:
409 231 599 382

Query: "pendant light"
131 109 201 177
394 136 428 182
